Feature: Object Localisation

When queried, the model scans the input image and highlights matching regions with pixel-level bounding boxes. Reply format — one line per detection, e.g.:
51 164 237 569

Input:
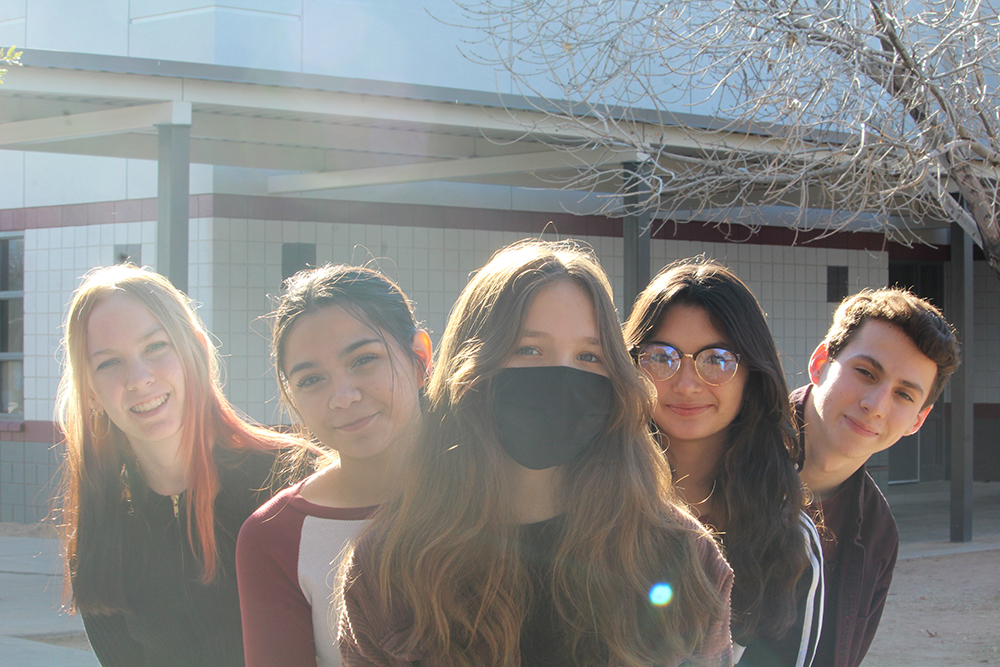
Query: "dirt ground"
2 523 997 663
863 550 1000 666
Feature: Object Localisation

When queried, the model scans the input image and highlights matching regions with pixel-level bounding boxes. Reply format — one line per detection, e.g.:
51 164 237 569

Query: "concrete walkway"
1 481 998 666
0 536 97 667
883 479 1000 559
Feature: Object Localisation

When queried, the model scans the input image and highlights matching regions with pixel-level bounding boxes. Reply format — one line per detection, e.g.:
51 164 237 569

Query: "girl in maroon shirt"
238 264 432 667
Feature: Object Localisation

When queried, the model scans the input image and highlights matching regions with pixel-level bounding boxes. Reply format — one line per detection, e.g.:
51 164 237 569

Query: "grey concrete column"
949 222 973 542
623 162 652 318
157 124 191 293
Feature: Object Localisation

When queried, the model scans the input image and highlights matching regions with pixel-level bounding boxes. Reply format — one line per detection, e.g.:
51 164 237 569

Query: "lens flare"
648 582 673 606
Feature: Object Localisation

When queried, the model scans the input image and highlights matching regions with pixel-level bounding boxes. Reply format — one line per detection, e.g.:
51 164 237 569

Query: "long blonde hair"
56 265 307 613
360 240 724 666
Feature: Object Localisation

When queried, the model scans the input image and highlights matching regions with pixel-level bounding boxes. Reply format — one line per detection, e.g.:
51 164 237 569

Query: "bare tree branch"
458 0 1000 273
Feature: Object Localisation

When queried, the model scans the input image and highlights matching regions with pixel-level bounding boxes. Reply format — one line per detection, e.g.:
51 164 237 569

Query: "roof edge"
14 48 729 130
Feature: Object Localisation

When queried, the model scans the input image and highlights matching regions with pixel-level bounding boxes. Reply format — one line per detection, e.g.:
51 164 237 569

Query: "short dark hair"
824 288 960 407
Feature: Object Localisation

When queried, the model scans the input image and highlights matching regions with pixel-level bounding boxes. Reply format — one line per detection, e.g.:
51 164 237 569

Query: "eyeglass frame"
632 342 742 386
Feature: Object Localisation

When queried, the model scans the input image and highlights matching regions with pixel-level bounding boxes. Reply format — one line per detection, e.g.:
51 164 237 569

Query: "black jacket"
791 385 899 667
82 448 278 667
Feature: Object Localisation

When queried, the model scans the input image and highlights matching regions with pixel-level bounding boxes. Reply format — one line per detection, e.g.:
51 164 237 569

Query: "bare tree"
458 0 1000 272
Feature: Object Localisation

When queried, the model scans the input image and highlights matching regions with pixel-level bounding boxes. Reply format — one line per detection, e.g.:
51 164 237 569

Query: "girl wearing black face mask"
339 239 734 667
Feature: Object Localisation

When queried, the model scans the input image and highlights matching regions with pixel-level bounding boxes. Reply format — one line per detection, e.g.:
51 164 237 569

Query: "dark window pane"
0 360 23 414
1 299 22 353
827 265 848 303
115 244 142 266
2 238 23 292
282 243 317 282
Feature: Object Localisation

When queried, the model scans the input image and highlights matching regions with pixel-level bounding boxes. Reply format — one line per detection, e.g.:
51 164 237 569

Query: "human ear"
808 343 831 385
411 330 433 387
905 405 933 436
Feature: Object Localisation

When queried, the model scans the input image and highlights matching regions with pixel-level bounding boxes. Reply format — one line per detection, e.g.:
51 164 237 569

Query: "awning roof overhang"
1 48 851 209
0 48 962 236
0 50 644 193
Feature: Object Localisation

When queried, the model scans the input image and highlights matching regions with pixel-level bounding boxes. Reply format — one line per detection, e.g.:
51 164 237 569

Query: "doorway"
887 261 947 483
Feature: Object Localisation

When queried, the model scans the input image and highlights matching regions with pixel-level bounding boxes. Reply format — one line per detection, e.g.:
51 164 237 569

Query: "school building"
0 1 997 524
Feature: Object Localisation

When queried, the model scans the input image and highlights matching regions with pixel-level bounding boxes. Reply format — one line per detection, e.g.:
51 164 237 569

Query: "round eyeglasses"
635 343 741 386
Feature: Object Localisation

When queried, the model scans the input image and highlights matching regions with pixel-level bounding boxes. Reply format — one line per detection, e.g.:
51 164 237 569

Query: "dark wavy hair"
624 257 808 643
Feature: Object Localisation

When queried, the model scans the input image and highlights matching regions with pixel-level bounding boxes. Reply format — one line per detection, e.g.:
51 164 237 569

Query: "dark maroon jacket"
791 385 899 667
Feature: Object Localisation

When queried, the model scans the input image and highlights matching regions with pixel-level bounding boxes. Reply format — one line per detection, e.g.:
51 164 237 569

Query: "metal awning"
2 49 969 226
0 49 656 194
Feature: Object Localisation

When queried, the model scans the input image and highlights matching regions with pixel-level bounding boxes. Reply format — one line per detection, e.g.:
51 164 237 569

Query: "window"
827 265 848 303
115 243 141 266
0 235 23 417
282 243 316 282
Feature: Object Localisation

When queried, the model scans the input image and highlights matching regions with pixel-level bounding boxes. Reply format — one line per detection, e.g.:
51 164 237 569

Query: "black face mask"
491 366 615 470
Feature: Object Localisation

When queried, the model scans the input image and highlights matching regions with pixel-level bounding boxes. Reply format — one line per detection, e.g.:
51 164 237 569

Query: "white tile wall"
32 219 1000 431
26 220 167 422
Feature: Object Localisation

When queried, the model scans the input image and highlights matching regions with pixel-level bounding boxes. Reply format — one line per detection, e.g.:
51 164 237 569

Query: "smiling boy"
791 288 960 667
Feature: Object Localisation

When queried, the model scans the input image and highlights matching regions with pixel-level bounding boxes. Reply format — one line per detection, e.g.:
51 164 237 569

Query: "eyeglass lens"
639 344 739 386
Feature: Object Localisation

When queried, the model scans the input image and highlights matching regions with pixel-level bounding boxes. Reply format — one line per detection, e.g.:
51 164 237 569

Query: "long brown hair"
624 257 808 642
56 265 307 614
360 240 724 666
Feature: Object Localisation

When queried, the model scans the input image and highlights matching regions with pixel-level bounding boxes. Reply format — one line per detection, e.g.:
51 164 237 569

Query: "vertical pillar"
623 161 652 318
157 123 191 293
949 222 973 542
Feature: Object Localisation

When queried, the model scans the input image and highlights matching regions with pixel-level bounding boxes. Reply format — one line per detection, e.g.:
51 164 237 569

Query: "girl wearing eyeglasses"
624 258 824 667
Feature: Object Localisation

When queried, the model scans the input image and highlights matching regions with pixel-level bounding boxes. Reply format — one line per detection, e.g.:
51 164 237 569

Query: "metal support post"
949 222 973 542
623 161 652 318
157 123 191 293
